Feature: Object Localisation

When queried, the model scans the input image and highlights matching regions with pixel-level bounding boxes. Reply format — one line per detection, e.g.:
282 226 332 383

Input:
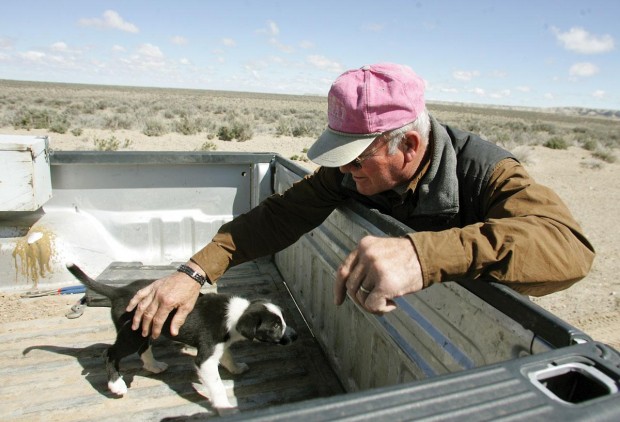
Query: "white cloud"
112 45 126 53
256 20 293 53
257 20 279 36
516 86 531 93
306 55 343 73
592 90 606 99
544 93 554 100
569 62 599 77
470 87 486 97
78 10 139 33
137 43 164 59
19 51 46 61
269 56 284 64
50 42 68 52
245 65 260 80
552 26 614 54
268 20 280 36
222 38 236 47
489 70 507 78
270 38 294 53
117 43 167 72
171 36 188 46
362 23 384 32
299 40 314 49
179 58 190 65
49 41 83 56
453 70 480 81
489 89 511 99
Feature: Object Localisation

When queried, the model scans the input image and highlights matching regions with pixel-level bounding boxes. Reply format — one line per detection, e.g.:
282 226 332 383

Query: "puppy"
66 263 297 414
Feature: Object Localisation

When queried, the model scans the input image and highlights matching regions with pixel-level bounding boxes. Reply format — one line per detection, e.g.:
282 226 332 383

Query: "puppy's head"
236 299 297 345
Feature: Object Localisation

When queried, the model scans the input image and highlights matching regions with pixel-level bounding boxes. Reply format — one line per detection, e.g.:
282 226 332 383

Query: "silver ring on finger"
359 285 371 294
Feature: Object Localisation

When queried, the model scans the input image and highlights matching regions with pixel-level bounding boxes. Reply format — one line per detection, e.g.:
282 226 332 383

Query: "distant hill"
546 107 620 119
428 100 619 120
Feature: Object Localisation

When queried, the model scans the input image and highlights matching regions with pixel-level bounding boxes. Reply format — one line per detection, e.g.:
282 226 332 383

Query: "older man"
128 63 594 339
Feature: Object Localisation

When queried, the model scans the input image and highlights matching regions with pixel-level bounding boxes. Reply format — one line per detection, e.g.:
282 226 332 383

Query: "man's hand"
334 236 424 314
126 263 203 339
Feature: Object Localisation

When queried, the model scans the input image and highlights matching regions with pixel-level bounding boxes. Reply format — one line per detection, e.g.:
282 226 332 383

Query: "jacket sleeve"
409 158 595 296
191 167 347 283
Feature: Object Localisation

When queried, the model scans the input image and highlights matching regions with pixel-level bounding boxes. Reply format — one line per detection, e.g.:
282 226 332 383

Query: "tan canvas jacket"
192 153 594 297
192 122 594 296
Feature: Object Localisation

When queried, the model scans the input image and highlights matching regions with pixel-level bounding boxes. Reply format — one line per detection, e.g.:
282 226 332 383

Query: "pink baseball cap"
307 63 426 167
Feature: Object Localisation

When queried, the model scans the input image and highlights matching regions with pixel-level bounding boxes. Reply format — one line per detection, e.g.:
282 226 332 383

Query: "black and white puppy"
66 263 297 413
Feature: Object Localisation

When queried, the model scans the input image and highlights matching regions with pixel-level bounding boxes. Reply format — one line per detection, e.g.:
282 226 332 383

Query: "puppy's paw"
108 376 128 396
192 382 211 399
216 406 239 416
144 360 168 374
229 362 249 374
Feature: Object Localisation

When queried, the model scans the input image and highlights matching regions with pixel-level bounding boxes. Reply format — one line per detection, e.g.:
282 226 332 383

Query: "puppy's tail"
65 262 116 298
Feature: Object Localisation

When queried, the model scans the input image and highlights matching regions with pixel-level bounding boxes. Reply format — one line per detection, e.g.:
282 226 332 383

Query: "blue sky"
1 1 618 109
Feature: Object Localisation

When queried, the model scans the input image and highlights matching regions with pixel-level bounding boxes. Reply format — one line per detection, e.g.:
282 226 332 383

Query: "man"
128 63 594 339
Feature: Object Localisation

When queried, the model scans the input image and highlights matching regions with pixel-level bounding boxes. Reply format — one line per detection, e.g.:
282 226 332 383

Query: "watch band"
176 264 207 286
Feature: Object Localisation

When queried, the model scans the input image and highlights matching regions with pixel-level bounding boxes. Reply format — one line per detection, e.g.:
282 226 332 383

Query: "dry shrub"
0 80 618 155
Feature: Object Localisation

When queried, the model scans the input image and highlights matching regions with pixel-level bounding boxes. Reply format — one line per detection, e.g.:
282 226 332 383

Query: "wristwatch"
176 264 207 286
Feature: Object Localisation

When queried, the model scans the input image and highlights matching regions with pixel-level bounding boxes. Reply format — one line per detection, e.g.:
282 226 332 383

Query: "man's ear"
236 311 260 339
402 130 422 163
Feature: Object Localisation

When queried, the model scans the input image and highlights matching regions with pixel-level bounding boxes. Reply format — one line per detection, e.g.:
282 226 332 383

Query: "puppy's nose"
279 326 297 345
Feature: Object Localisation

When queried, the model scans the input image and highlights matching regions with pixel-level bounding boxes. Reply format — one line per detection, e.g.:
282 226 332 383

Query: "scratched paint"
12 226 55 288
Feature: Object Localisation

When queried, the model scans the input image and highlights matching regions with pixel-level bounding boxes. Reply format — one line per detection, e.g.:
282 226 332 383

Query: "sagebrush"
0 80 618 163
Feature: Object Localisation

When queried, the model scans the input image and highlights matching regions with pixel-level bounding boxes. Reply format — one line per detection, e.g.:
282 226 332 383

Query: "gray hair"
385 108 430 154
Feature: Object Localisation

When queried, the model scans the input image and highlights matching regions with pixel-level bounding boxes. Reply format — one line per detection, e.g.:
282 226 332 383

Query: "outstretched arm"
127 167 347 337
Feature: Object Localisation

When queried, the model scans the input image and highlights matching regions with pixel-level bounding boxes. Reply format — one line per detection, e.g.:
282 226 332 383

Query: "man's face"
338 136 410 196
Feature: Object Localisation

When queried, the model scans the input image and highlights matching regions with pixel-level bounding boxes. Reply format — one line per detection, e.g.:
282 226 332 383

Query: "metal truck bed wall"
224 341 620 422
1 151 274 289
1 151 619 420
273 161 587 379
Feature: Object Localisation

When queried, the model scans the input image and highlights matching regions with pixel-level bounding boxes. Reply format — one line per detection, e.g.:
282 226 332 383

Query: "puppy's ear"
236 311 260 340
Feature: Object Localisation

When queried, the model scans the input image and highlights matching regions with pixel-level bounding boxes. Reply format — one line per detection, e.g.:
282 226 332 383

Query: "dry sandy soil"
1 127 618 349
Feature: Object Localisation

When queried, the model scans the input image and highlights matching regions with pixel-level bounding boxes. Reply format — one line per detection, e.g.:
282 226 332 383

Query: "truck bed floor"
0 259 343 421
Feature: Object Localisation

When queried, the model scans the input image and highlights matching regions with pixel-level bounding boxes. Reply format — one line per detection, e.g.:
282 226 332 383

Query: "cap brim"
307 128 378 167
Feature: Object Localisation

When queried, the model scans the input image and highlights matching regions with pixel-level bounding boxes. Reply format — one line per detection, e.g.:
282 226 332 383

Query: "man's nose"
339 161 357 173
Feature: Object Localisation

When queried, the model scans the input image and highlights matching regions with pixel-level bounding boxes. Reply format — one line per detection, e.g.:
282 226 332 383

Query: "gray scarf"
413 116 459 216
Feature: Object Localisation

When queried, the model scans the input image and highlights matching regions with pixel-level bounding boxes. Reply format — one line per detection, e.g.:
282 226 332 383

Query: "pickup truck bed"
1 259 343 421
1 148 619 421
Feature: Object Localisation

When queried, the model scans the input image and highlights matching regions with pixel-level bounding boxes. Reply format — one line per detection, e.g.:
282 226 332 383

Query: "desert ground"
0 81 618 349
